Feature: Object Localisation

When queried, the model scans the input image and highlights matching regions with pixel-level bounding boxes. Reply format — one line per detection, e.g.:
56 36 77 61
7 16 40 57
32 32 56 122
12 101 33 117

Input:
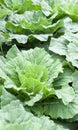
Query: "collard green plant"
0 46 63 105
0 0 78 130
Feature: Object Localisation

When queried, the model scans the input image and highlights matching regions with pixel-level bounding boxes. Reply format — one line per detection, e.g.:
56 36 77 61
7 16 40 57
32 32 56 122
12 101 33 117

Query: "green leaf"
24 92 43 106
0 20 6 32
72 70 78 93
44 94 78 119
39 0 52 16
55 86 75 105
4 0 23 11
64 17 78 33
6 33 52 44
61 3 78 21
66 33 78 68
0 89 73 130
0 7 11 19
5 21 24 34
8 34 28 44
49 36 68 56
6 45 20 61
53 67 74 88
1 89 17 107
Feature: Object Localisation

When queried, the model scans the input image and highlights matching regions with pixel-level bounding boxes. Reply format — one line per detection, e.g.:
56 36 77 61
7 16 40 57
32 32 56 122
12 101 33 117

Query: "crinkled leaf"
6 45 20 61
44 94 78 119
61 3 78 21
66 34 78 68
55 86 75 105
1 89 17 107
49 36 68 56
0 90 71 130
4 0 23 11
72 70 78 93
64 17 78 33
40 0 52 16
6 33 52 44
53 67 74 88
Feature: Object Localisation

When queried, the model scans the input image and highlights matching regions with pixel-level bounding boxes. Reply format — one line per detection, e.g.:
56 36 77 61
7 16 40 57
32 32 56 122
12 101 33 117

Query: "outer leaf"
49 36 68 56
8 34 28 44
72 70 78 93
55 86 75 105
0 90 72 130
32 0 52 16
64 17 78 33
6 33 52 44
6 45 20 61
61 3 78 21
44 94 78 119
39 0 52 16
4 0 23 11
66 34 78 68
1 89 17 107
53 67 74 87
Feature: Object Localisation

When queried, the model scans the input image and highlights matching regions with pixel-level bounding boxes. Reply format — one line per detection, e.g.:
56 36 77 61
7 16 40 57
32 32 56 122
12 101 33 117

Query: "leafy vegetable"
0 89 73 130
0 0 78 129
0 45 64 105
